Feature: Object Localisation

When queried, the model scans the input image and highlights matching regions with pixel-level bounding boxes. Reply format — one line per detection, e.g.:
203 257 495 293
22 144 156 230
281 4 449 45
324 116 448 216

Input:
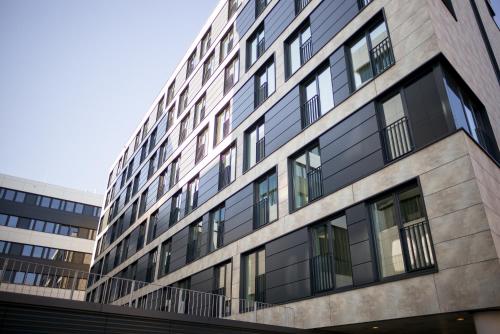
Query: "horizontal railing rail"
0 256 295 327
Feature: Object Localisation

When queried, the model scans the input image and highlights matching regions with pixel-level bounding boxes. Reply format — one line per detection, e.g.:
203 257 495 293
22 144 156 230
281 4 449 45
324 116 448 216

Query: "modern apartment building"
0 173 101 300
89 0 500 332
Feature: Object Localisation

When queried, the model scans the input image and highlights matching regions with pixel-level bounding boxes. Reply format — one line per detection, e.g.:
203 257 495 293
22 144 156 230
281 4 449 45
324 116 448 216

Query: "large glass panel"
463 99 479 141
22 245 33 257
267 62 275 94
318 68 334 113
350 36 372 89
7 216 18 227
289 36 301 74
268 173 278 222
381 93 405 125
292 152 308 208
444 77 468 131
371 195 404 278
244 252 256 301
311 224 329 256
246 129 257 168
0 214 7 225
369 22 388 48
331 216 352 287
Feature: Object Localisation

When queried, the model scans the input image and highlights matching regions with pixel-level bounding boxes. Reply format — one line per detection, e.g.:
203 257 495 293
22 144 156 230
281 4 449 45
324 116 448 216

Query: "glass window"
24 272 36 285
379 93 412 161
75 203 84 214
32 246 43 258
14 272 25 284
291 145 322 209
193 95 206 128
14 192 25 203
215 106 231 145
228 0 240 18
167 81 175 104
196 128 209 162
242 248 266 303
59 225 70 236
185 177 199 214
70 227 79 237
255 60 275 107
0 214 7 226
22 245 33 257
44 222 55 233
187 221 203 262
40 196 51 207
224 56 240 93
209 205 225 251
200 29 211 57
187 50 197 77
50 198 61 209
245 120 265 170
170 193 182 226
219 145 237 189
287 25 311 76
254 171 278 228
4 190 15 201
247 26 265 67
159 239 172 277
220 27 234 61
203 52 215 84
34 220 45 232
7 216 18 227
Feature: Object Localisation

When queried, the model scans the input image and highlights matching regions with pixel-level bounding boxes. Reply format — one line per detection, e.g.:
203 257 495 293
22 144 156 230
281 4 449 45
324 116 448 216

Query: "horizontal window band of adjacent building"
86 177 438 308
102 0 372 205
0 240 92 265
0 213 96 240
90 55 499 294
1 268 88 291
99 1 384 244
0 187 100 217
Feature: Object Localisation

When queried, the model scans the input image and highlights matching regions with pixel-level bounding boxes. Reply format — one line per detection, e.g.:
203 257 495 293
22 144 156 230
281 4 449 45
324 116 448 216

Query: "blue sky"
0 0 218 195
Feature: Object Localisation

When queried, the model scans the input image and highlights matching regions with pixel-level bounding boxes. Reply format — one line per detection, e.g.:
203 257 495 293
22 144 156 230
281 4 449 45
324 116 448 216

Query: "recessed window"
209 205 225 252
300 65 334 128
256 0 270 17
193 94 206 128
167 106 175 131
158 137 170 168
254 170 278 228
196 127 209 162
185 176 199 214
254 59 275 107
169 156 181 188
348 20 394 90
370 182 434 278
187 50 197 78
242 248 266 304
141 120 149 140
290 144 322 209
170 191 182 226
179 114 191 144
203 52 216 84
224 55 240 94
294 0 310 15
220 27 234 62
244 119 265 171
286 23 312 77
219 144 236 189
178 86 189 116
159 239 172 277
247 25 265 68
228 0 240 18
156 95 165 121
215 105 231 145
310 215 352 293
187 220 203 262
214 261 232 300
167 81 175 105
200 28 212 58
148 153 158 178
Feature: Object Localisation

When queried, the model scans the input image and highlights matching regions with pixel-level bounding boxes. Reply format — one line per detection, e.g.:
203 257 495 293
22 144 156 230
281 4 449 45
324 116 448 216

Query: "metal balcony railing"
255 273 266 303
295 0 309 14
401 220 435 272
0 257 296 327
253 190 276 229
255 82 268 107
307 166 323 202
301 94 320 128
256 38 265 59
370 37 395 76
300 37 313 65
310 254 334 293
381 116 413 161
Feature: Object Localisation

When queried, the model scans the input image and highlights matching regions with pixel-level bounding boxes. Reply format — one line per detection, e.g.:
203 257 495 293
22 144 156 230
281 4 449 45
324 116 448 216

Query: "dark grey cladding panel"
310 0 359 54
266 278 311 304
223 218 253 245
104 247 116 274
138 164 149 190
155 198 171 239
404 70 452 150
231 76 255 130
198 161 220 206
265 259 310 289
179 138 196 173
265 242 310 272
346 203 376 285
225 183 253 209
190 267 215 293
135 252 149 282
264 0 295 47
265 228 308 256
330 46 350 106
235 0 256 38
264 86 301 155
127 226 140 258
0 200 99 229
223 182 253 244
145 178 159 212
319 102 384 195
169 226 189 272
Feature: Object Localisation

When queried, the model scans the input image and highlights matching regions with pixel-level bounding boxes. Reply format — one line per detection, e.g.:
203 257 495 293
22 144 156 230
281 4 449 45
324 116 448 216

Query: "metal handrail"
369 36 395 76
0 256 296 327
400 219 435 271
380 116 412 161
300 37 313 65
301 94 320 128
307 165 323 201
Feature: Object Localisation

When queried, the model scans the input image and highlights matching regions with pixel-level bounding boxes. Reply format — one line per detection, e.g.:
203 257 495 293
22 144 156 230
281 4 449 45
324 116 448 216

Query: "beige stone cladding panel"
426 0 500 146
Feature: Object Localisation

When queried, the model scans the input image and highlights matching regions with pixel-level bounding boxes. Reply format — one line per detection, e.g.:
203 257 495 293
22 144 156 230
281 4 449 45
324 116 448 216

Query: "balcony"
307 166 323 202
401 220 435 272
300 37 313 65
301 95 320 128
255 82 268 107
295 0 309 14
381 116 413 161
370 37 395 76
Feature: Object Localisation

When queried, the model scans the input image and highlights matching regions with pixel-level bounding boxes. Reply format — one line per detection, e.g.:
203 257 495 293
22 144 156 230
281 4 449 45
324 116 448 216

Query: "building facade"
0 173 101 300
89 0 500 332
